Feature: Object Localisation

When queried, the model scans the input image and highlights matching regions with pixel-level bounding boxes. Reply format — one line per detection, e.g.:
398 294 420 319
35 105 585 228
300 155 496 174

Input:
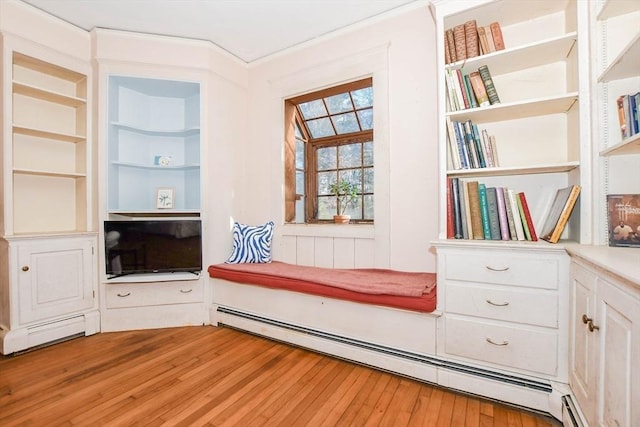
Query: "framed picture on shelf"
607 194 640 248
156 188 174 209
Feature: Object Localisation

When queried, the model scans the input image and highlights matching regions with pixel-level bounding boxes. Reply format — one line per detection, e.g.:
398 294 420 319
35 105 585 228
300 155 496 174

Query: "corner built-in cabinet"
0 37 98 354
100 72 206 332
107 75 200 214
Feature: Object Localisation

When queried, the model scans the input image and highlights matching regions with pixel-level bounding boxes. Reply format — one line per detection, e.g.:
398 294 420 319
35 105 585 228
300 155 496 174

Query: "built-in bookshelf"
9 51 90 234
107 75 201 214
592 0 640 245
432 0 588 244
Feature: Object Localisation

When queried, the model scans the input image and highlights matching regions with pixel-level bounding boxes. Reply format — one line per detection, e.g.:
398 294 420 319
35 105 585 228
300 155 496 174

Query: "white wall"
243 4 439 272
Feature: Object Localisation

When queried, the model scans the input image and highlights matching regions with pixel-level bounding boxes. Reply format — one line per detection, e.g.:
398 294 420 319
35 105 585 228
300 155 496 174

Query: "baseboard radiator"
216 306 552 394
562 395 586 427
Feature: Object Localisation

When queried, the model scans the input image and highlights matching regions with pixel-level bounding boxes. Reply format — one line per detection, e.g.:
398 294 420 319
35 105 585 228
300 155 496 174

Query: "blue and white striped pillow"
225 221 274 264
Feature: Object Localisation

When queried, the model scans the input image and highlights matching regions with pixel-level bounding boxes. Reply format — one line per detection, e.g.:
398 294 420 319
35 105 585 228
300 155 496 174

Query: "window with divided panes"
285 78 373 223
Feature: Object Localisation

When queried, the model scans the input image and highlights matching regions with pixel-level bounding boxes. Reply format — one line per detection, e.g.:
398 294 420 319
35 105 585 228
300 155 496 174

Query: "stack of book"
446 65 500 112
446 118 499 170
444 20 504 65
617 92 640 140
447 178 537 241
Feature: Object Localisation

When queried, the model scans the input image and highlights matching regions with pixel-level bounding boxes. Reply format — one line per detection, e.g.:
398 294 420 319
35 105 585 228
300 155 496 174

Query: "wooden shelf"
13 82 86 107
598 32 640 83
600 133 640 156
13 168 86 179
111 122 200 137
13 125 85 143
447 161 580 178
447 92 578 124
598 0 640 21
450 33 577 77
111 161 200 171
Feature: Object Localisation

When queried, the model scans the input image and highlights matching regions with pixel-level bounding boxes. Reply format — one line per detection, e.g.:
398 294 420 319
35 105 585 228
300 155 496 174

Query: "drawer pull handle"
582 314 599 332
179 289 193 294
117 292 131 297
486 299 509 307
22 266 29 272
486 338 509 346
486 266 509 272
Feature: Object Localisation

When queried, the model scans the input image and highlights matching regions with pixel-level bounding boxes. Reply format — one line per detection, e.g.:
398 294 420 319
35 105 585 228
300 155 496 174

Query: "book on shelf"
478 65 500 105
495 187 511 240
456 70 470 109
446 177 454 239
616 93 640 139
483 25 496 52
445 29 457 64
478 183 492 239
444 31 452 64
502 187 518 240
486 187 502 240
477 26 490 55
447 119 497 170
518 192 538 241
461 179 473 239
467 181 485 239
453 24 467 61
507 188 526 241
489 22 505 51
464 20 480 59
463 74 478 109
469 71 490 107
451 177 463 239
607 194 640 248
539 185 581 244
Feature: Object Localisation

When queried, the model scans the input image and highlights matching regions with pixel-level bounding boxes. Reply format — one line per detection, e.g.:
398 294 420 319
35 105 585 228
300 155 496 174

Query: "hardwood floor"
0 326 562 426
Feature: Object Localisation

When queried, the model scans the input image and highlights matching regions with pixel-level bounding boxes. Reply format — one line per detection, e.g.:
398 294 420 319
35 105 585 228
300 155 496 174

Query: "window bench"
208 261 440 383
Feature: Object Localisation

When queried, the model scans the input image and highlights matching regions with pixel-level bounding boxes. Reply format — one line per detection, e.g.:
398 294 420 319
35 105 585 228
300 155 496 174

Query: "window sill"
281 223 375 239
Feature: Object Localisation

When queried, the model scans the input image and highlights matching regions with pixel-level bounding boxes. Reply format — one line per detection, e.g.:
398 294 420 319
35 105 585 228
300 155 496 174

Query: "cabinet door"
17 239 94 324
597 279 640 427
569 261 598 427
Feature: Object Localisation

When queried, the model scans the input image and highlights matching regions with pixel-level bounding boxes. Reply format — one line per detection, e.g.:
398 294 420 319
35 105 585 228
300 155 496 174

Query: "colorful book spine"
464 20 479 58
446 177 454 238
495 187 511 240
477 26 489 55
463 74 478 109
547 185 581 243
478 183 492 239
467 181 484 239
516 195 532 241
446 29 457 63
508 188 526 241
502 187 517 240
518 192 538 241
453 24 467 61
451 177 463 239
458 179 469 239
490 22 505 51
486 187 502 240
469 71 490 107
478 65 500 105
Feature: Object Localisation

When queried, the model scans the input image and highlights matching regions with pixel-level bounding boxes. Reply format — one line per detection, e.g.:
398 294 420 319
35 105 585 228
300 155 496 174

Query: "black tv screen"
104 220 202 278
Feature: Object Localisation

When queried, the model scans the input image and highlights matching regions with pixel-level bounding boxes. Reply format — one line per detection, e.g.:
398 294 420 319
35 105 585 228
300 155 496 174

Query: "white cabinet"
0 235 99 355
0 31 98 355
569 253 640 427
434 241 570 415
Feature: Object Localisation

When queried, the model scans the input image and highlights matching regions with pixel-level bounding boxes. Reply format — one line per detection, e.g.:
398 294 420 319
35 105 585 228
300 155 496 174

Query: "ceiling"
22 0 419 63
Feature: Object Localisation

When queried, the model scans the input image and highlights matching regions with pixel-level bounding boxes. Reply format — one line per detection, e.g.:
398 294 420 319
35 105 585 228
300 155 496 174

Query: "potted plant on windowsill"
329 180 359 224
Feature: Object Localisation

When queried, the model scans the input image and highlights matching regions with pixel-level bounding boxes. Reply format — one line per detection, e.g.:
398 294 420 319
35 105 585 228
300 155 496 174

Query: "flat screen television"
104 219 202 278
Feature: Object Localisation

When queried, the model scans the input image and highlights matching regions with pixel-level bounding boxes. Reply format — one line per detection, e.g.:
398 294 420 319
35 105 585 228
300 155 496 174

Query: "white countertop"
563 243 640 288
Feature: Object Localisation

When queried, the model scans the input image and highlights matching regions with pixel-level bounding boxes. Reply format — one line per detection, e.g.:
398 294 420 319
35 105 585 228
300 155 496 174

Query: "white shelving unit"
107 75 201 214
434 0 589 244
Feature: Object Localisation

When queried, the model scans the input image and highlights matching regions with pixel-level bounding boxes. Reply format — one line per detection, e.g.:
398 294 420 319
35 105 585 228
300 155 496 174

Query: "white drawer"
444 316 558 376
444 250 560 289
105 280 203 309
446 283 558 328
